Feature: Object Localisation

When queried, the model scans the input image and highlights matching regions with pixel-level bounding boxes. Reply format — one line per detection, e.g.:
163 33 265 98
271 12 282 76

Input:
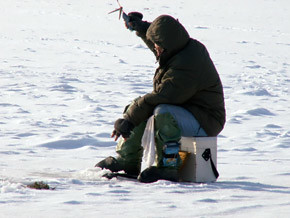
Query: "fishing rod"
108 0 143 30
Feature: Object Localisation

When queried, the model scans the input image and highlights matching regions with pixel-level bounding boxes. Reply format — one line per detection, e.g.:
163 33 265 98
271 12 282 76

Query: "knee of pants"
153 104 171 116
154 112 181 143
153 104 208 137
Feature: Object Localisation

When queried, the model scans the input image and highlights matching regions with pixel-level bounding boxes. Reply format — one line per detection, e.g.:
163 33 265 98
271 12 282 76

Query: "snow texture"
1 0 290 217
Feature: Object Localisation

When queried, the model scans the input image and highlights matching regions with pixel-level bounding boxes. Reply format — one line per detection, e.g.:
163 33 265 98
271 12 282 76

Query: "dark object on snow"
95 156 121 172
27 181 54 190
100 166 179 184
138 166 179 183
95 156 140 176
102 172 138 180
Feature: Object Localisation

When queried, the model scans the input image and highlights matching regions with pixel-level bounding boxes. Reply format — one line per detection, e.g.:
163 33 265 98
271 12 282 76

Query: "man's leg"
154 104 207 137
138 112 182 183
154 112 181 166
115 121 146 167
138 104 207 183
96 121 146 176
154 104 207 165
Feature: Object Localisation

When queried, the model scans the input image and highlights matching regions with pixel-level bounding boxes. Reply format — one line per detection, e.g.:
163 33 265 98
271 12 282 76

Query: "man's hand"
125 12 151 37
111 118 134 141
124 12 143 30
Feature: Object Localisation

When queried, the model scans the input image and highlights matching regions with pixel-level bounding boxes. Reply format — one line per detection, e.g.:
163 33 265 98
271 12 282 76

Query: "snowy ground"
1 0 290 217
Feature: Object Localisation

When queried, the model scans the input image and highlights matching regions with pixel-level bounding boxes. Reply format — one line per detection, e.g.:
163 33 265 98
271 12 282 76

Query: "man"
95 13 226 183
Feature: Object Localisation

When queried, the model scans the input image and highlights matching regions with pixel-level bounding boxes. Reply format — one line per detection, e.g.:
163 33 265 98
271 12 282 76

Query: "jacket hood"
146 15 190 63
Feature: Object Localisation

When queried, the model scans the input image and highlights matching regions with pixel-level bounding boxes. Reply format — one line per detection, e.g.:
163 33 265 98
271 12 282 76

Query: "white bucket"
179 137 218 183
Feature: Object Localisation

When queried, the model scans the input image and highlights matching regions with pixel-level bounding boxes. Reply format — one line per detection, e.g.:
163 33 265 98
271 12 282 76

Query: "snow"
1 0 290 217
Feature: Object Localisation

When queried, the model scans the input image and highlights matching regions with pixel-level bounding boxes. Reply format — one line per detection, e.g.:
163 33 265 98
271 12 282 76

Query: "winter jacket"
124 15 226 136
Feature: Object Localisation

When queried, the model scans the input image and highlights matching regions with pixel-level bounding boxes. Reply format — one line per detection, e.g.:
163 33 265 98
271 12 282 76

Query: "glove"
125 12 151 37
112 118 134 141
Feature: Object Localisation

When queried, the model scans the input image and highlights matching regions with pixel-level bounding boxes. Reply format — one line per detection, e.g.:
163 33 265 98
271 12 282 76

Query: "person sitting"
95 13 226 183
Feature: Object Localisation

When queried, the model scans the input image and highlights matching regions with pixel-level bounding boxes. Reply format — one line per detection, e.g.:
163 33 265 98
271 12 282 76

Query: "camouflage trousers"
115 104 207 168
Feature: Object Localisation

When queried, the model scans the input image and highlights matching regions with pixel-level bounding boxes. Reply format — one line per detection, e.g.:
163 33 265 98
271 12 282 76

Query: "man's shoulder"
168 39 207 69
187 38 208 54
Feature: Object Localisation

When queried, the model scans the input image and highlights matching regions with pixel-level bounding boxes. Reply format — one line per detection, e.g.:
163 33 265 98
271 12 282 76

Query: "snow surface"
1 0 290 217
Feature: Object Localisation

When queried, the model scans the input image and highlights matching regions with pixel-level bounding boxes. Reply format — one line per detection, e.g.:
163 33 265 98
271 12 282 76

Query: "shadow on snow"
38 137 115 149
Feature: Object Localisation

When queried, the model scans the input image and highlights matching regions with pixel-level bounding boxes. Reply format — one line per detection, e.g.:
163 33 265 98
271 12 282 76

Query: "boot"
95 156 141 176
137 166 179 183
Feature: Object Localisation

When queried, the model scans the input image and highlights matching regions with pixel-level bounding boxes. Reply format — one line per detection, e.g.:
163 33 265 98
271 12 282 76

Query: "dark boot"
95 156 141 176
137 166 179 183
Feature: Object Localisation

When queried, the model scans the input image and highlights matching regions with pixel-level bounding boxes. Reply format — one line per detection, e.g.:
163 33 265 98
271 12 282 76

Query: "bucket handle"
202 148 219 179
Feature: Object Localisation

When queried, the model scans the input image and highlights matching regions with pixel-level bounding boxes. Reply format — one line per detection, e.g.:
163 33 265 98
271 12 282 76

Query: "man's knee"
154 113 181 142
153 104 171 116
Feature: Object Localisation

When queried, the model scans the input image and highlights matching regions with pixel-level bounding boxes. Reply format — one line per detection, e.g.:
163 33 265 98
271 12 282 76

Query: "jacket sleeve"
136 22 158 57
124 68 201 126
153 68 201 103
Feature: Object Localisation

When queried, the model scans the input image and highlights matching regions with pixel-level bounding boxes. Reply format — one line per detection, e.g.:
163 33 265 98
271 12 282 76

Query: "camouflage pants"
116 112 181 168
116 104 207 168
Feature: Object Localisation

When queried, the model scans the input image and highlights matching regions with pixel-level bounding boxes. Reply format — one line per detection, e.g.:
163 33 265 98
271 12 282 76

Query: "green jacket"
124 15 226 136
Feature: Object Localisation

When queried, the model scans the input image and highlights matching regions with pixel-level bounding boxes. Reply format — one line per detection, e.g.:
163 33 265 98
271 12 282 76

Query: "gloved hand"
125 12 151 37
111 118 134 141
